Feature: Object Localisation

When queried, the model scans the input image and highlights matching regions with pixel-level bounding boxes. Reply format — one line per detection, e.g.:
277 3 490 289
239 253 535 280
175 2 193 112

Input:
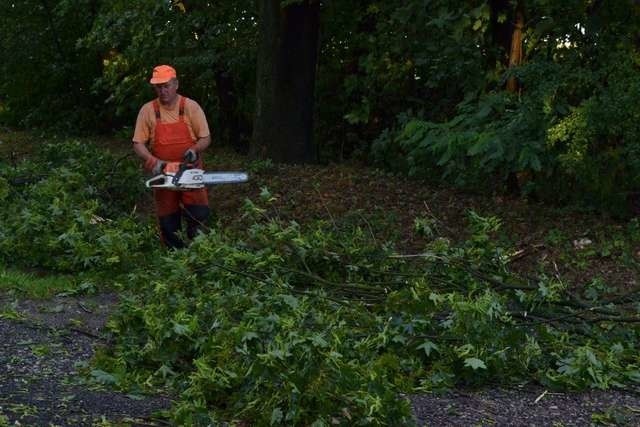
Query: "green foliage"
0 0 105 130
317 0 498 159
543 52 640 210
101 218 414 425
371 91 547 190
1 0 639 214
95 199 640 424
365 0 640 211
372 45 640 212
0 267 77 299
1 137 639 423
591 406 634 426
79 0 257 134
0 139 155 273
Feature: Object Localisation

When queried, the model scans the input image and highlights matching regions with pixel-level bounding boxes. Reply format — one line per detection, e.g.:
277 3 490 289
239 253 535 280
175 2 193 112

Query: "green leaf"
91 369 117 385
172 322 190 336
392 334 408 344
625 370 640 382
528 153 542 171
281 294 299 309
311 333 329 348
436 144 454 166
271 407 284 425
464 357 487 370
126 394 145 400
417 340 439 356
242 331 259 342
467 137 490 156
156 364 176 379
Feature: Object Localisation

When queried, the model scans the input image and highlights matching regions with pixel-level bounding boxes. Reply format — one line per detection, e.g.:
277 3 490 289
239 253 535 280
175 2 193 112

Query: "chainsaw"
145 161 249 190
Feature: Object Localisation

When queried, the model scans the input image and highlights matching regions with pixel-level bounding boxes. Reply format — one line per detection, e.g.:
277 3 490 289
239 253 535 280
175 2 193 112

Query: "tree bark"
251 0 320 163
490 0 526 93
505 1 527 194
506 1 525 93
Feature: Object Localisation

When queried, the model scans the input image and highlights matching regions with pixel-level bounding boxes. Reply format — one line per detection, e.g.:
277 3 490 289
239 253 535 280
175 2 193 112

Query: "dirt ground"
0 293 171 426
410 388 640 426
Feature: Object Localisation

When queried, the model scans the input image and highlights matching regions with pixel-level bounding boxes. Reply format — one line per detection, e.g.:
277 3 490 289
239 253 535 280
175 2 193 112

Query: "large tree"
0 0 104 130
251 0 320 163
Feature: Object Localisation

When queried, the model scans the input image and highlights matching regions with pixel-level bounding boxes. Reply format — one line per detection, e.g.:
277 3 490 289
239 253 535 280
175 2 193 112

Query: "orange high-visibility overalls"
152 96 209 248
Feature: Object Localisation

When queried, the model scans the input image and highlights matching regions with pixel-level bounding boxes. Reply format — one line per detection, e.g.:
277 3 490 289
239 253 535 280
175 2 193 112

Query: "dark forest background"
2 0 640 212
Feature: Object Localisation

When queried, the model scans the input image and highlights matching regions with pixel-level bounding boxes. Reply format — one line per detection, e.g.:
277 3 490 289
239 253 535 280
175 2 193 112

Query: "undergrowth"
0 140 156 274
0 268 77 298
2 138 640 425
98 193 640 426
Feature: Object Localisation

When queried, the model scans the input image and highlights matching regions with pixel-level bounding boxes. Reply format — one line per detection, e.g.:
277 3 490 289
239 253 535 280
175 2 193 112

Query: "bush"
371 91 547 191
0 139 155 273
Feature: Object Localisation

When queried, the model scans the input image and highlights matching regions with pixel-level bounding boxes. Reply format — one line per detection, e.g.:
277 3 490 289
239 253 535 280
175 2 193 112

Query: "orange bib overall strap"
151 96 209 248
152 96 192 162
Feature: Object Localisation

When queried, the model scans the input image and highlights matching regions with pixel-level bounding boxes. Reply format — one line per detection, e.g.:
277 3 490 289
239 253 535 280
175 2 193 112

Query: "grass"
0 267 76 299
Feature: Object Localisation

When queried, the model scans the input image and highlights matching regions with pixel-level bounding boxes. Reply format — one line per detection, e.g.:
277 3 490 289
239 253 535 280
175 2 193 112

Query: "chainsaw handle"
171 162 190 186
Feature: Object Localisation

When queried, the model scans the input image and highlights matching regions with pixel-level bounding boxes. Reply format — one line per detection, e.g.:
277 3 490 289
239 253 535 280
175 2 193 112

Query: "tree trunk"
251 0 320 163
503 1 527 194
216 69 249 154
506 1 525 93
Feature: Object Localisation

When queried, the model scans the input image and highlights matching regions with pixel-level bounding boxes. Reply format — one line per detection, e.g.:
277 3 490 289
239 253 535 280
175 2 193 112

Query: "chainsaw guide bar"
145 162 249 190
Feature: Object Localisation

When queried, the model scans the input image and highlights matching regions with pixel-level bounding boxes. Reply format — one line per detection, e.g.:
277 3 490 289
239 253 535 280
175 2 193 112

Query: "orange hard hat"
150 65 177 84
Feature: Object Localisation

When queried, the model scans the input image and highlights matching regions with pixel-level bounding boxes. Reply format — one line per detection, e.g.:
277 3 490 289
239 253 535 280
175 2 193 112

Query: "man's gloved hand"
151 159 166 175
183 148 198 163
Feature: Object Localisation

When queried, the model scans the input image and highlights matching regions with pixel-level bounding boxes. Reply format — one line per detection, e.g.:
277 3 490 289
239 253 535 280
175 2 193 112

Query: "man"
133 64 211 248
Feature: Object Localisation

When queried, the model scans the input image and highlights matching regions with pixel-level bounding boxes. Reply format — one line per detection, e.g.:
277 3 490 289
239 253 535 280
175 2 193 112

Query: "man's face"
153 79 178 105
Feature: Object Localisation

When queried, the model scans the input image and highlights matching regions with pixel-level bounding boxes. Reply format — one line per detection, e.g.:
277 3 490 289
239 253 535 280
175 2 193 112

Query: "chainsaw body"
145 162 248 190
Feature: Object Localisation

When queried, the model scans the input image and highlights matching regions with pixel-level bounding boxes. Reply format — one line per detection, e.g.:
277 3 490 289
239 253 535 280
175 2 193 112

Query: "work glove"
144 157 157 173
151 160 167 176
183 148 199 163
